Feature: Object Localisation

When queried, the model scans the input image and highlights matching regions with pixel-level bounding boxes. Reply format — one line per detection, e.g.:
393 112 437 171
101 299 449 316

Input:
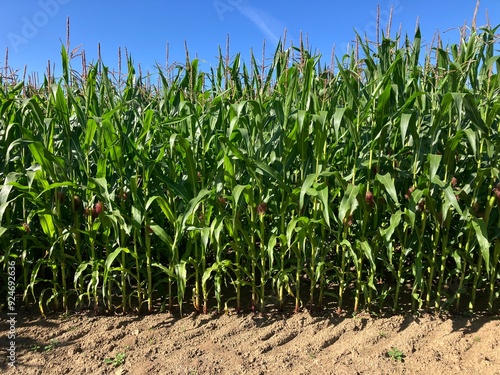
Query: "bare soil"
1 307 499 375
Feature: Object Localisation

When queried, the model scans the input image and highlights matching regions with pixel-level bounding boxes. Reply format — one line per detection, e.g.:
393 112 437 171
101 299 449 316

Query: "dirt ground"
1 306 500 375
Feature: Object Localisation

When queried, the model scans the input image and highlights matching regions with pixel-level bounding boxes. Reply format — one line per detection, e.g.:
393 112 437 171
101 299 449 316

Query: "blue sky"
1 0 499 78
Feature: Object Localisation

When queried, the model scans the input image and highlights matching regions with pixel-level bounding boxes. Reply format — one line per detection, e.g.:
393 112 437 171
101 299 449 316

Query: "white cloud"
234 3 281 45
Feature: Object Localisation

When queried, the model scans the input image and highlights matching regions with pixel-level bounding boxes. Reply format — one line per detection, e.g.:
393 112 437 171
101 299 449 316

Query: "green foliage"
104 352 126 367
1 23 499 317
387 347 405 362
44 339 59 352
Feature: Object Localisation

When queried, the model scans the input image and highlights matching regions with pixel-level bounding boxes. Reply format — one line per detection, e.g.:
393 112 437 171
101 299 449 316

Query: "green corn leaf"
359 240 376 270
61 45 70 84
299 173 318 211
400 112 413 145
175 261 187 305
428 154 442 184
333 107 349 141
339 184 360 223
177 135 198 197
380 210 403 243
223 154 236 187
131 205 142 226
150 224 174 247
443 185 462 215
463 93 488 135
254 161 290 192
89 177 112 203
210 215 224 244
316 182 330 228
471 218 490 274
36 181 77 199
39 213 56 239
202 260 233 285
376 173 399 206
152 262 175 278
83 118 98 153
375 83 392 130
286 217 299 247
104 247 130 279
263 233 276 269
27 141 66 180
232 184 250 208
200 226 210 249
181 189 212 228
463 128 478 159
74 262 91 288
146 196 175 224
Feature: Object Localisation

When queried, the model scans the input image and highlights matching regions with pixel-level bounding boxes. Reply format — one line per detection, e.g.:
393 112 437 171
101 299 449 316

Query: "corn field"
1 24 499 317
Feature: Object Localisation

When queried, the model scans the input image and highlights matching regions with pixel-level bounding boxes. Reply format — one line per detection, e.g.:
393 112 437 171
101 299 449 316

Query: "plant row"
1 25 499 316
